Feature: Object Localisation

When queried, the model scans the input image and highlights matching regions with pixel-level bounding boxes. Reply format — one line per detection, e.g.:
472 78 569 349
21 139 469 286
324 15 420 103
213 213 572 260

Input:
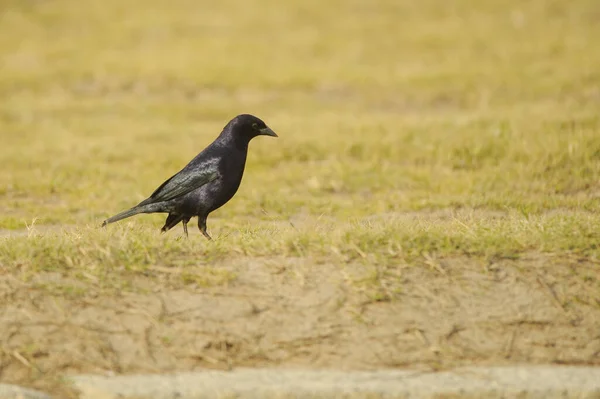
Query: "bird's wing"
144 160 220 204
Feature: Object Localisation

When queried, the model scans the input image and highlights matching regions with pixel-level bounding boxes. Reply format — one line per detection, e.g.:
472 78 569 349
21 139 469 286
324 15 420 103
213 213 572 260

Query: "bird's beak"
260 127 278 137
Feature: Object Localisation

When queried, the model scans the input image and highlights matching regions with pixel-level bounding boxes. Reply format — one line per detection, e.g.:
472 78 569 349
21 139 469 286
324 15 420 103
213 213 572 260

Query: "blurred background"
1 0 599 225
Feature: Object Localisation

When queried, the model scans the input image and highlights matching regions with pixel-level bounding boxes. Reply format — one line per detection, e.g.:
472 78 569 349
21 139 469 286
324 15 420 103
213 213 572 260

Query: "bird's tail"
102 207 144 226
102 201 166 226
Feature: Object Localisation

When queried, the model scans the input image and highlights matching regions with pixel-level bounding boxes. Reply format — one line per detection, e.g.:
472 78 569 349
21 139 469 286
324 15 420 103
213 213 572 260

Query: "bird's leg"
162 213 183 234
182 217 190 238
198 216 212 240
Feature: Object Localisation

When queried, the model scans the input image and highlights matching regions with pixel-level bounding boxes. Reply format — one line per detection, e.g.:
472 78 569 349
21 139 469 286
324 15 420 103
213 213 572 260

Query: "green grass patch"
1 210 598 295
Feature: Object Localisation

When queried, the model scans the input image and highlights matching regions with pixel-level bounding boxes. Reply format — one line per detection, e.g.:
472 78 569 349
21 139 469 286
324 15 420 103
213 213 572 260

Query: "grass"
1 210 598 297
1 0 599 292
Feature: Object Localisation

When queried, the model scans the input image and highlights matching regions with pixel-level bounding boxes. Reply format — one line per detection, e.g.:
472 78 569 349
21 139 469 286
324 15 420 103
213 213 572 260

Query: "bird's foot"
201 230 212 240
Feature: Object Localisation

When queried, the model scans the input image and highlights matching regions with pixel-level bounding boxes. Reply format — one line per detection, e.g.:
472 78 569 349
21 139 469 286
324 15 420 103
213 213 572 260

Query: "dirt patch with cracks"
1 255 599 397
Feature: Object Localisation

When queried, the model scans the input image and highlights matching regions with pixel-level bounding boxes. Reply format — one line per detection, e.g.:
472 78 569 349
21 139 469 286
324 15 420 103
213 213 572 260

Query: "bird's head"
226 114 278 142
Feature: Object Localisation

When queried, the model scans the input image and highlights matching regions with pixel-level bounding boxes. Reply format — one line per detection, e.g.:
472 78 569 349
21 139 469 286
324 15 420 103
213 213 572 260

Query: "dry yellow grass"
1 0 599 264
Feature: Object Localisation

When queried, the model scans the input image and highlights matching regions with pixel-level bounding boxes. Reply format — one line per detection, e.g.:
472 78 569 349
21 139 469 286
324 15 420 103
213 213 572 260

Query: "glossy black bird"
102 114 277 239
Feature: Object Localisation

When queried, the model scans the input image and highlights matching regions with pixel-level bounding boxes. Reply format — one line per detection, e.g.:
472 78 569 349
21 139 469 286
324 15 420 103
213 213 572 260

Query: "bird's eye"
252 123 259 130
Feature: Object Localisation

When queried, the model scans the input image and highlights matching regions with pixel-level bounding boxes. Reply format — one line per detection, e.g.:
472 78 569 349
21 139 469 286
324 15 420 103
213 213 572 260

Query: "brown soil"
1 255 599 397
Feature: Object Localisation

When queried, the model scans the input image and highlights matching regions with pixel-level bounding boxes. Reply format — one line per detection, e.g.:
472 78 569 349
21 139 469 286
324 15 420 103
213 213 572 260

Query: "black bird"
102 114 277 239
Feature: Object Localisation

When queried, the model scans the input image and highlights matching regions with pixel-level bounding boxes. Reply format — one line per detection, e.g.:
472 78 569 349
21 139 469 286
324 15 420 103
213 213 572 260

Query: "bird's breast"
193 151 247 214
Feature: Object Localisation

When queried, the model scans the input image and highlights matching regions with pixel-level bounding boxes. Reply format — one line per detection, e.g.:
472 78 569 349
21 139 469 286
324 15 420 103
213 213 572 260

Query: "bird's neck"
215 130 250 152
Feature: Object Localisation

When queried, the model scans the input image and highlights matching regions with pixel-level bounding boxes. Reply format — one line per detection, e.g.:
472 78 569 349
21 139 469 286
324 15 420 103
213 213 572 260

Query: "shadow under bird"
102 114 278 239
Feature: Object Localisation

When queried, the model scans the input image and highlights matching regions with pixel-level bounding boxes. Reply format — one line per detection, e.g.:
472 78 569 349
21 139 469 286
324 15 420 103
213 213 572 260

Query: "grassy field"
1 0 599 396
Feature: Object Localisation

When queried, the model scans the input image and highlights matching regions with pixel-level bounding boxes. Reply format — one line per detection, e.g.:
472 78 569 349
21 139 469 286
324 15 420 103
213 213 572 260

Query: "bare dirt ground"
1 252 599 397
